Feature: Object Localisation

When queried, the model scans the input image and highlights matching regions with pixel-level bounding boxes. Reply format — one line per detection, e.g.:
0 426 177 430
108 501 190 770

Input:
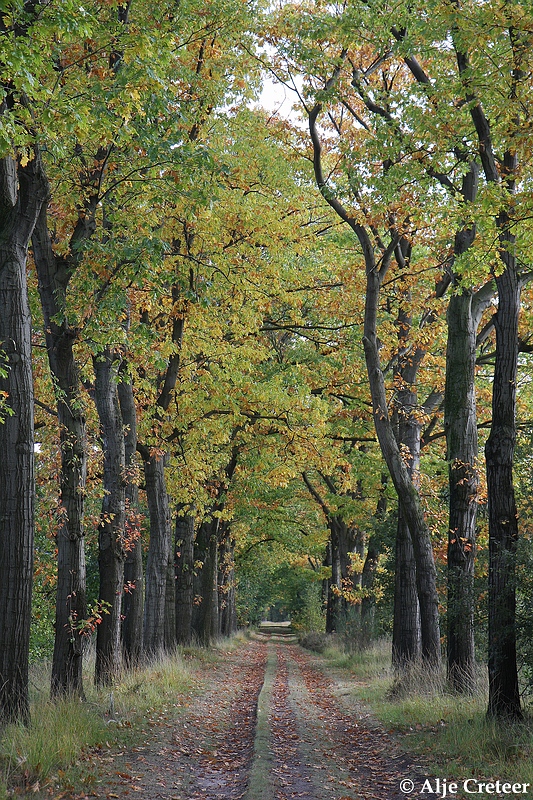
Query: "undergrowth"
317 636 533 789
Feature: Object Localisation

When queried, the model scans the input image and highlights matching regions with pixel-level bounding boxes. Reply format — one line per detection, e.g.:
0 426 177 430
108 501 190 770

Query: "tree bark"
486 252 522 718
219 532 237 637
175 511 195 645
32 204 90 697
0 154 46 723
117 376 143 667
141 448 171 658
445 291 478 693
93 349 126 686
392 509 421 666
165 545 177 651
392 347 423 668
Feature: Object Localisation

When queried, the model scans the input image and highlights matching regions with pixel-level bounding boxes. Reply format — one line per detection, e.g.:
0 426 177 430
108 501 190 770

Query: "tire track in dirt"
183 640 267 800
246 635 422 800
71 640 268 800
286 643 420 799
269 644 318 799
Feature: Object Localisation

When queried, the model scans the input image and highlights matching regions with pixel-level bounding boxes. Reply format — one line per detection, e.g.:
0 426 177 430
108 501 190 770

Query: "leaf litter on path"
49 636 423 800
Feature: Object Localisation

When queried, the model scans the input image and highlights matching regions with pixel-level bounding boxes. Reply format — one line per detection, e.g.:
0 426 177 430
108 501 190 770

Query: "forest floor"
55 627 425 800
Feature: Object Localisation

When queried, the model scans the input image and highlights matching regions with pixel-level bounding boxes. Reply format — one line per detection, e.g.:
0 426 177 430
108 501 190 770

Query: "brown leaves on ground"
46 637 421 800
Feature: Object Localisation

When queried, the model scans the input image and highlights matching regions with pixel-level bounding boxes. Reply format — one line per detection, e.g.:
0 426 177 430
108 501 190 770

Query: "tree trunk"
0 154 47 723
196 518 220 645
93 349 126 686
33 204 89 697
117 377 143 667
393 373 423 668
360 535 380 647
175 511 195 645
141 449 171 658
443 161 490 694
486 263 522 719
219 533 237 637
392 509 421 667
165 547 177 651
445 291 478 693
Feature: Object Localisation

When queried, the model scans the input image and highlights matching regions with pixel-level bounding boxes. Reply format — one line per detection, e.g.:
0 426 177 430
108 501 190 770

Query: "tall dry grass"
315 636 533 787
0 646 202 798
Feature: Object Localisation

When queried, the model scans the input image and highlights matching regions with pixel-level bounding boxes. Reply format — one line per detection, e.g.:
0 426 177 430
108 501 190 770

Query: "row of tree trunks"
301 473 359 636
219 533 238 638
194 518 220 645
308 102 442 670
141 449 171 657
361 245 442 669
455 15 525 711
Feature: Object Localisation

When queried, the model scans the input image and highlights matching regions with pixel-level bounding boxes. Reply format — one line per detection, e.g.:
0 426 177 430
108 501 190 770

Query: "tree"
0 0 51 722
0 152 47 723
93 348 126 686
33 198 92 698
451 5 531 719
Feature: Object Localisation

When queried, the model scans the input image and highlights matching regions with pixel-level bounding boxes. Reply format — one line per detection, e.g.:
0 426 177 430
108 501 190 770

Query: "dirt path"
65 633 421 800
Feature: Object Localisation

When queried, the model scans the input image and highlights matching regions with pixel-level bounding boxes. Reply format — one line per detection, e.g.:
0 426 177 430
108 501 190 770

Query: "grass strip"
244 642 277 800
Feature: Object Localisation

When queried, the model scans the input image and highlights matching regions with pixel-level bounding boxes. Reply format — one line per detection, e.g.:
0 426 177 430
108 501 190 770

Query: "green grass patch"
113 649 199 718
0 694 108 798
